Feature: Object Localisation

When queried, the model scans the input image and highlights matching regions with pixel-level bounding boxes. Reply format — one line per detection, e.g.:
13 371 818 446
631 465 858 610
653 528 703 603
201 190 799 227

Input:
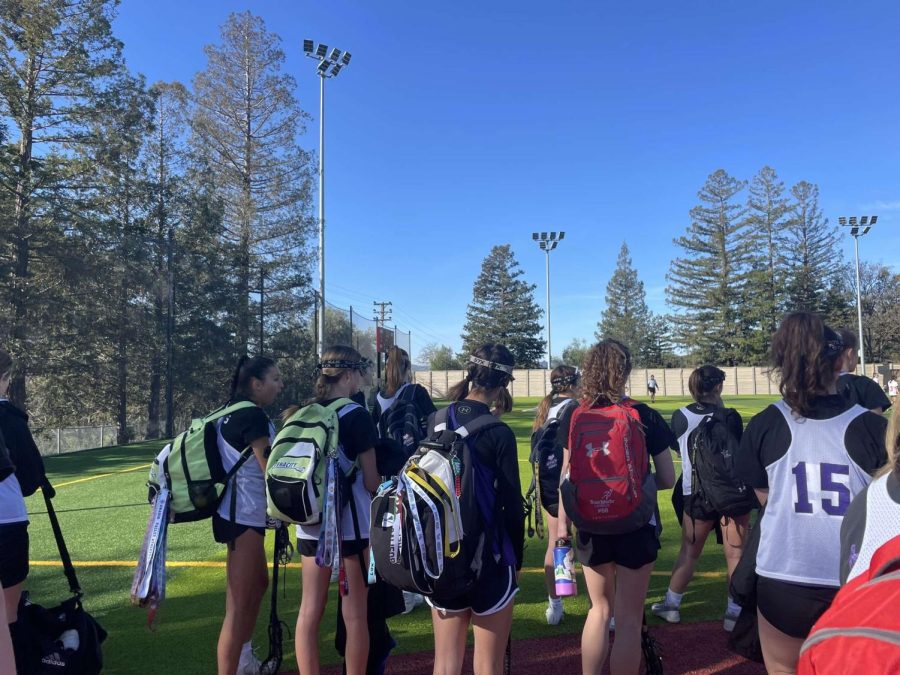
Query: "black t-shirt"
320 398 378 461
737 395 888 490
219 399 273 452
568 399 677 458
430 400 525 570
839 373 891 411
549 396 578 443
671 402 744 442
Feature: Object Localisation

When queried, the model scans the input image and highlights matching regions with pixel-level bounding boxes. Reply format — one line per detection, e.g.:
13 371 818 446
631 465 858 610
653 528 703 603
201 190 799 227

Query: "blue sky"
114 0 900 362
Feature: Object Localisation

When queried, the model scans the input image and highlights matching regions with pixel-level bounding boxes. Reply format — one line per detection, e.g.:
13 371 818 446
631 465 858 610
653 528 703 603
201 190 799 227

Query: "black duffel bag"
15 486 107 674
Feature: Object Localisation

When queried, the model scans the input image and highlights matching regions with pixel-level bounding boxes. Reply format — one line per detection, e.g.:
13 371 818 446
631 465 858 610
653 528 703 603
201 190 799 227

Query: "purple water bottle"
553 538 577 597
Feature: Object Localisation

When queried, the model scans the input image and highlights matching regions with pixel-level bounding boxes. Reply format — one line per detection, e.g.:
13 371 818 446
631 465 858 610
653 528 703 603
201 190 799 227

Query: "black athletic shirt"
737 395 888 490
570 400 678 458
671 402 744 442
432 400 525 570
320 398 378 461
839 373 891 412
219 398 272 452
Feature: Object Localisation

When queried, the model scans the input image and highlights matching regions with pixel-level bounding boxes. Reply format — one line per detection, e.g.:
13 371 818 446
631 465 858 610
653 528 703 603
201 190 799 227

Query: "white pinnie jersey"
677 407 713 495
757 400 872 588
845 474 900 582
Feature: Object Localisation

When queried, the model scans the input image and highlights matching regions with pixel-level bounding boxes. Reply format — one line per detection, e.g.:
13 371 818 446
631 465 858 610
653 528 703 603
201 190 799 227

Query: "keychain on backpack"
367 549 377 585
451 455 462 496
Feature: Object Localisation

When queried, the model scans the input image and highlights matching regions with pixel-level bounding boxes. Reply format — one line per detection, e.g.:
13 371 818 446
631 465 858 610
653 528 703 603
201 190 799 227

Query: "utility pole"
373 301 392 383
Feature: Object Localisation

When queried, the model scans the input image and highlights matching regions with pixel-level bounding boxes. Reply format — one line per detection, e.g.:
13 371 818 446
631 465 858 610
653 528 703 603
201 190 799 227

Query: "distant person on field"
736 313 887 674
0 348 50 673
647 374 659 402
214 356 283 675
653 365 750 632
888 374 899 402
836 328 890 414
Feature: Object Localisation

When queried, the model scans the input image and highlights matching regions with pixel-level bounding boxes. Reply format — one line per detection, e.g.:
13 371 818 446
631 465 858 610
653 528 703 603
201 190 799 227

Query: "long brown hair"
580 339 632 407
881 403 900 479
448 343 515 414
688 365 725 404
282 345 363 420
383 346 411 397
533 365 579 431
771 312 844 418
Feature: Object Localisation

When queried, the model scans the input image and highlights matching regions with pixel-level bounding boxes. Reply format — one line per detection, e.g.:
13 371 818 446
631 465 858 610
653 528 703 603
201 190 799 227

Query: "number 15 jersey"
738 396 887 588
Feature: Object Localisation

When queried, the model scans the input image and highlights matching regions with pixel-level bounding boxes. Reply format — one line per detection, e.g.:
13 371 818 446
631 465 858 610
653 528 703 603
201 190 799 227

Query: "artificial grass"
23 394 779 674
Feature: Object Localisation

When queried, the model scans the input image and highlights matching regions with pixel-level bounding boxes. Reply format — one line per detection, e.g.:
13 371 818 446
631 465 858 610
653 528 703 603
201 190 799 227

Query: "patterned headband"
317 358 372 371
468 355 514 375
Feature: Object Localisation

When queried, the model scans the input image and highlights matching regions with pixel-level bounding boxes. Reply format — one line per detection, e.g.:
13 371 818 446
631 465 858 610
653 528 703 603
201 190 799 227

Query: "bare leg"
721 514 749 583
667 515 715 594
340 552 370 675
471 600 515 675
758 609 804 674
431 606 470 675
544 513 559 598
217 529 268 675
581 562 615 675
295 556 331 675
610 563 654 675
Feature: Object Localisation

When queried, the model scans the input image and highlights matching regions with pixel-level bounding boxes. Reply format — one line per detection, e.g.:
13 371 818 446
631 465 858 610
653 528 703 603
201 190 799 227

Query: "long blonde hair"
281 345 363 420
881 403 900 479
533 365 578 431
383 346 411 397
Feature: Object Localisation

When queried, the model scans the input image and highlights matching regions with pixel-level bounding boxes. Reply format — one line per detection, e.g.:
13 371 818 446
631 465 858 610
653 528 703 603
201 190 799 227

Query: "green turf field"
23 394 779 674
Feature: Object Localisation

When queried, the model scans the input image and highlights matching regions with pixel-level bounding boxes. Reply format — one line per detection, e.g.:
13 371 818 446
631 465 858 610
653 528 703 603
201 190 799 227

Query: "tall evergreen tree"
783 181 846 321
596 242 654 363
191 11 315 355
666 169 751 364
461 244 545 367
0 0 123 407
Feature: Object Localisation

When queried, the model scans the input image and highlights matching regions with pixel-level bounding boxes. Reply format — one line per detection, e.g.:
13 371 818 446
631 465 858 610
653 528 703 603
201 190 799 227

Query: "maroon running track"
304 620 767 674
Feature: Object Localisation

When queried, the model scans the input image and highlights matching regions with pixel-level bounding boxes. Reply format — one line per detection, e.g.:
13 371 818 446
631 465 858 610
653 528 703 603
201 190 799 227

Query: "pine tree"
596 242 655 363
461 244 545 367
666 169 751 364
783 181 846 320
191 11 315 355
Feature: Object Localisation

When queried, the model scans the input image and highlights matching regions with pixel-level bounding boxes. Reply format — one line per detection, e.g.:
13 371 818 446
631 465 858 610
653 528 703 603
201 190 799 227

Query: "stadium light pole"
839 215 877 376
304 40 352 358
532 231 565 368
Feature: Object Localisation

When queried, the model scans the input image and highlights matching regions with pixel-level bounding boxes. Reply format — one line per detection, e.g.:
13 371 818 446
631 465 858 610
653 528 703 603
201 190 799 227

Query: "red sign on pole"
376 326 394 354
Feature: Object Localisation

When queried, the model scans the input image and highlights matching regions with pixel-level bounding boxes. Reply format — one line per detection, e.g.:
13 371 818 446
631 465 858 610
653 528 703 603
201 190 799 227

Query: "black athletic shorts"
757 576 837 639
212 513 265 544
297 537 369 558
540 495 559 519
575 523 660 570
0 521 29 587
427 559 519 616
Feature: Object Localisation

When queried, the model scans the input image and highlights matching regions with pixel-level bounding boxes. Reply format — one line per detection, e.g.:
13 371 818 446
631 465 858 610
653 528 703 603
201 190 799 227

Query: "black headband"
551 373 580 388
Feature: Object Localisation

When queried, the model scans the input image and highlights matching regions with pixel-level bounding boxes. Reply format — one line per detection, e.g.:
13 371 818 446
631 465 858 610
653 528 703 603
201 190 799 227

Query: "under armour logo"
586 441 610 457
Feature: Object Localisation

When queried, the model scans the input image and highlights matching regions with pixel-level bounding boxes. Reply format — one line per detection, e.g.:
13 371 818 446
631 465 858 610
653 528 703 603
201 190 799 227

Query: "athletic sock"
664 589 684 607
241 640 253 656
726 596 741 615
549 596 563 610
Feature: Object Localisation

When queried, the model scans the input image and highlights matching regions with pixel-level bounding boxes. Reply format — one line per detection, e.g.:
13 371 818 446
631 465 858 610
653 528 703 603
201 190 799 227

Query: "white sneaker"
237 646 262 675
724 608 740 632
545 602 564 625
402 591 424 615
651 601 681 624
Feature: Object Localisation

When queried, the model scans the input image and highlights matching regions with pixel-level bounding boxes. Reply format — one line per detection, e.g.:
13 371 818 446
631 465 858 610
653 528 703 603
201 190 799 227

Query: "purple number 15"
792 462 851 516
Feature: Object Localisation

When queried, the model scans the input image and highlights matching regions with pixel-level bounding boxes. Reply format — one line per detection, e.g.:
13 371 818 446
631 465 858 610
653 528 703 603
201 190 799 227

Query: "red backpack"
798 535 900 675
560 400 655 534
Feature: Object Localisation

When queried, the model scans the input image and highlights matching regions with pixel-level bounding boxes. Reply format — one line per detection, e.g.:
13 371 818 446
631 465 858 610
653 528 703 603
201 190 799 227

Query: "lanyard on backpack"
402 471 445 579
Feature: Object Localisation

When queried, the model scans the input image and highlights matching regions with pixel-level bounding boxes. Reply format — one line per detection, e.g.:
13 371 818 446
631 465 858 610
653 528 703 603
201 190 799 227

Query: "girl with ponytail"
373 346 436 450
430 343 523 675
215 355 283 674
736 312 887 672
530 365 580 625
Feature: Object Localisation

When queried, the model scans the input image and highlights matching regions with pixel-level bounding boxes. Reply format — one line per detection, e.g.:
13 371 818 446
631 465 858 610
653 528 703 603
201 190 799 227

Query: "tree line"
421 167 898 370
0 4 320 438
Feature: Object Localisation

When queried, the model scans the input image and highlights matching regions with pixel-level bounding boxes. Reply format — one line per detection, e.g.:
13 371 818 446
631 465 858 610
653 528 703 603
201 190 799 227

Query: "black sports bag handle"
42 481 82 598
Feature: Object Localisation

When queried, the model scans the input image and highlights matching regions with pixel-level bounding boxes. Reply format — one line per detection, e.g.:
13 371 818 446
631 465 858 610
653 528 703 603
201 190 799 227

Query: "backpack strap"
43 488 81 597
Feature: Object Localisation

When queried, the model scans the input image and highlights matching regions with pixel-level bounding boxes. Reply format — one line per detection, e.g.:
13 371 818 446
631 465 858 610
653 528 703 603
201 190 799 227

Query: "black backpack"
529 399 576 510
370 405 503 598
689 411 755 517
378 384 425 462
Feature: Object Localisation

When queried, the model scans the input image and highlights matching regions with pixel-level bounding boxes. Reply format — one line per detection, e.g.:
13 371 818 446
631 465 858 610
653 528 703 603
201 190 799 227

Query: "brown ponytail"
384 346 411 397
533 364 579 431
448 343 515 408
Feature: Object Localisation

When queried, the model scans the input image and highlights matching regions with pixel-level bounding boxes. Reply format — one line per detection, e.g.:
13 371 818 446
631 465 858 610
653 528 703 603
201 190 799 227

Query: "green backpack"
266 398 356 525
148 401 257 523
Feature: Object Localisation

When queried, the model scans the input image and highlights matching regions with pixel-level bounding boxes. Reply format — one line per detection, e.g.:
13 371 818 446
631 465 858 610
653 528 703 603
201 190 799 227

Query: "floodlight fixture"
316 43 328 58
330 48 342 62
532 232 539 240
317 60 330 74
304 39 314 54
839 214 879 378
559 231 566 240
342 52 352 65
331 63 342 77
531 229 567 368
